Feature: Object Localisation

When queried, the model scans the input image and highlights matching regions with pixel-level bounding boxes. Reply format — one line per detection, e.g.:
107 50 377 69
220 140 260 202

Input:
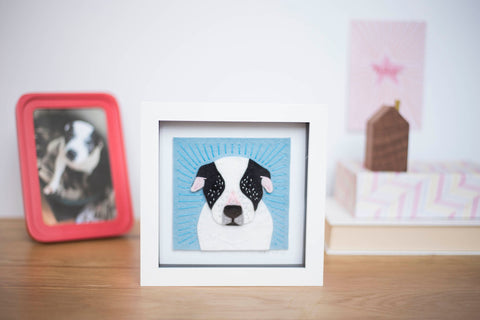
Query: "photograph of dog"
172 137 290 251
34 109 116 225
191 156 274 251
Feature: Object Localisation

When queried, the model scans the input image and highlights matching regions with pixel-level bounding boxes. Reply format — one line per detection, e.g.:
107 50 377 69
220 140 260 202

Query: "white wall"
1 0 479 218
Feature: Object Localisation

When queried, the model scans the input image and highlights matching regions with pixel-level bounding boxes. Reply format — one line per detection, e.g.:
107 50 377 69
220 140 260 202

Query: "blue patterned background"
172 137 290 250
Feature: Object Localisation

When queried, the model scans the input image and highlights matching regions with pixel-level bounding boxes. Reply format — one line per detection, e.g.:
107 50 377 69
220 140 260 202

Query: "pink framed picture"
347 20 427 131
16 93 133 242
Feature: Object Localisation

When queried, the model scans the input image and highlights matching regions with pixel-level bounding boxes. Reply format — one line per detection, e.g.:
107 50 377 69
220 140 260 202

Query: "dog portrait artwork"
34 110 116 225
172 138 290 251
192 157 274 250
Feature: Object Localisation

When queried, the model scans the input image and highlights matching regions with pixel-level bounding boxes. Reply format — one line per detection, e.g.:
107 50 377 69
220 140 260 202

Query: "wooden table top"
1 218 479 320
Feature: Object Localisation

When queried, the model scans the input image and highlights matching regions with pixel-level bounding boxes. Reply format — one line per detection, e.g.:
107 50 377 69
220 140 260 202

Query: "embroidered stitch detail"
193 162 225 209
172 138 291 251
240 159 272 210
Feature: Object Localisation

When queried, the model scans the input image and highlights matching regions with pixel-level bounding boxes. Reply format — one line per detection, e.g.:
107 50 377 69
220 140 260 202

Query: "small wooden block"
365 105 409 172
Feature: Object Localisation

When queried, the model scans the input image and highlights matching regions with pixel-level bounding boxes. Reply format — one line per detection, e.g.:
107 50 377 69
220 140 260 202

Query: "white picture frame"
141 103 327 286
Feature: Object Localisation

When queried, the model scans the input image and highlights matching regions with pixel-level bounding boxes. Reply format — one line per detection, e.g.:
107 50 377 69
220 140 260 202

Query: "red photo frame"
16 93 133 242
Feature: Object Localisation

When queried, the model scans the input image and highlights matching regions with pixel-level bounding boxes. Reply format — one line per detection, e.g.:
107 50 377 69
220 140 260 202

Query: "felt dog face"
191 157 273 226
63 120 102 166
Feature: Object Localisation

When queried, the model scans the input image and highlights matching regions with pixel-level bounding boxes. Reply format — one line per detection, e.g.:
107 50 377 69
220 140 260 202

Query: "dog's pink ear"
191 177 206 192
261 176 273 193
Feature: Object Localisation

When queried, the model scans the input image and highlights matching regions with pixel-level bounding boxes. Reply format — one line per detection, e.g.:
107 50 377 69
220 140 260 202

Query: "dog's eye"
64 124 74 141
204 174 225 208
86 138 96 153
240 160 271 210
65 132 73 142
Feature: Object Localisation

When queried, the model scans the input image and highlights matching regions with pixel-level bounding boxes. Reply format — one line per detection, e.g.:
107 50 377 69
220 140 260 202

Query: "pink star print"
372 56 404 84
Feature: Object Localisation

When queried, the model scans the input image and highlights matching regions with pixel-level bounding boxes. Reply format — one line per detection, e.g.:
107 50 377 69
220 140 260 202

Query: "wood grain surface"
1 219 480 319
365 106 409 172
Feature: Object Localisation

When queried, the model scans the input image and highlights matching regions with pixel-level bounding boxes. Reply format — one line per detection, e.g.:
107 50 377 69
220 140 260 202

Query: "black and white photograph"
34 109 116 225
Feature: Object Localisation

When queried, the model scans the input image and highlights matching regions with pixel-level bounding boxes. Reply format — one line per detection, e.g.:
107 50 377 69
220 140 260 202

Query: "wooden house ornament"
365 101 409 172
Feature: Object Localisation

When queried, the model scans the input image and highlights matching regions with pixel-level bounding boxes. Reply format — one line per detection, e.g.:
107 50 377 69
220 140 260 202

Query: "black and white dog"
38 120 113 223
191 156 274 251
43 120 104 195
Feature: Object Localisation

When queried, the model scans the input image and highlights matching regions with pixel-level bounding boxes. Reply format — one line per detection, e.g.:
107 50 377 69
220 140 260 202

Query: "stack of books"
326 161 480 255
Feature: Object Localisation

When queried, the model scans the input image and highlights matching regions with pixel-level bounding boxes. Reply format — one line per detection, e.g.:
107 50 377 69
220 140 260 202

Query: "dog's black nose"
66 149 77 161
223 205 242 219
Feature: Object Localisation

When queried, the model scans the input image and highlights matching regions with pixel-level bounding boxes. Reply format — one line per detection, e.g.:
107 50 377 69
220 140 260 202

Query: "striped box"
334 161 480 220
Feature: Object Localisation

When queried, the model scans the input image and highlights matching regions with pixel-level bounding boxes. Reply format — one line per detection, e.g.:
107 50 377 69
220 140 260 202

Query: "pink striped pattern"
335 161 480 220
